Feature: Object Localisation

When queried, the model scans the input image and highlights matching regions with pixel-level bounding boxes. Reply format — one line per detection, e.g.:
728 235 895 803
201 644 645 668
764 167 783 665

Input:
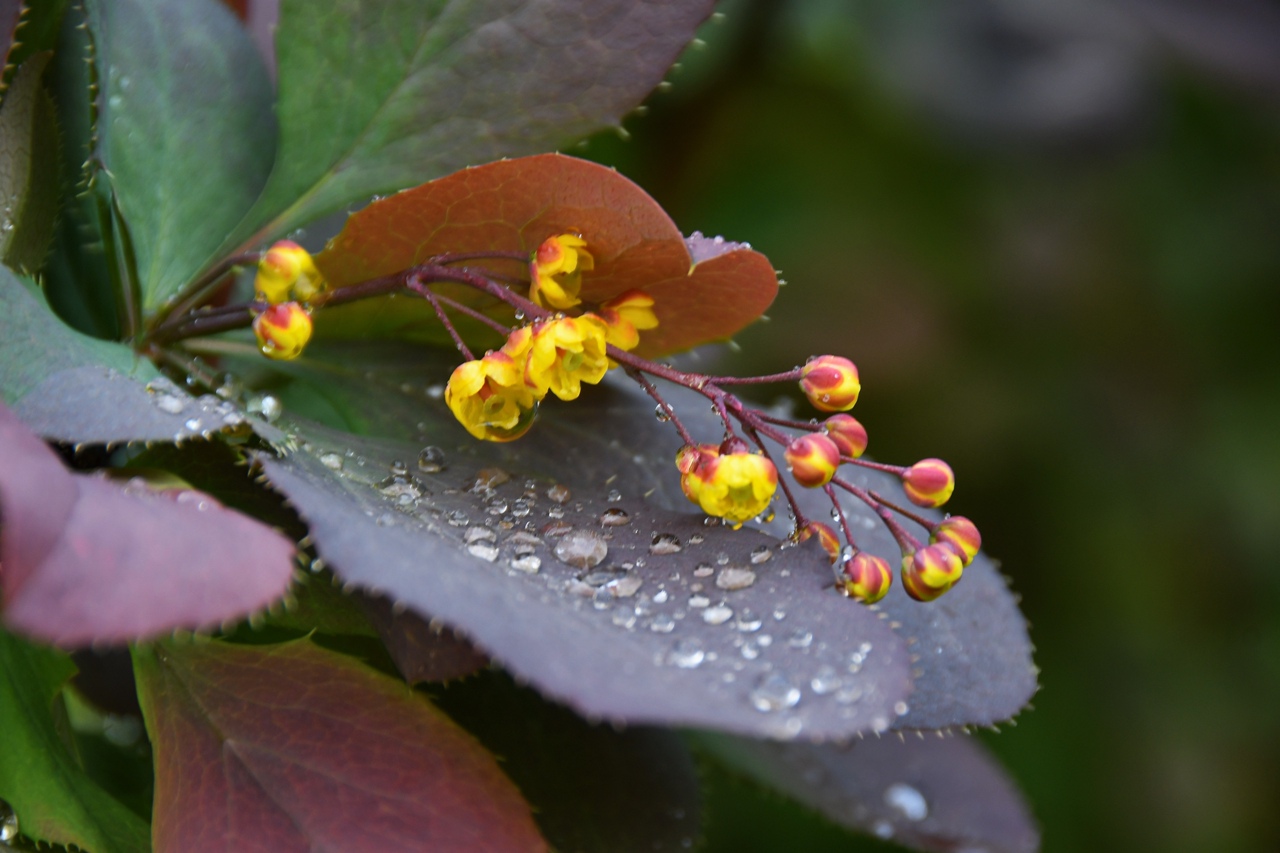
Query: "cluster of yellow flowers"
444 235 658 441
250 241 324 360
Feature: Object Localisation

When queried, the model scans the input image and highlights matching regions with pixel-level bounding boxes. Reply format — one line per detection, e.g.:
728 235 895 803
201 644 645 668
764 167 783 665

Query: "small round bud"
841 552 892 603
902 458 955 508
784 433 841 487
800 355 860 412
900 544 963 602
252 302 313 360
795 520 841 564
255 240 325 304
901 557 948 602
823 414 867 459
931 516 980 565
675 444 719 505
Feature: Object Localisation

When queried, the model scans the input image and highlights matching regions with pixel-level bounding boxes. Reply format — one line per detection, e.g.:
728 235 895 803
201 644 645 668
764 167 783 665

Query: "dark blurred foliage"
580 1 1280 850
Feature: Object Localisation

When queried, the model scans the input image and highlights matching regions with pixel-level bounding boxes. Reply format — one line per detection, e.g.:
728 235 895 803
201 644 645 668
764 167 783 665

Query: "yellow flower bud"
931 516 981 566
800 355 860 412
255 241 326 304
902 458 955 508
784 433 841 488
252 302 313 360
841 552 893 603
823 414 867 459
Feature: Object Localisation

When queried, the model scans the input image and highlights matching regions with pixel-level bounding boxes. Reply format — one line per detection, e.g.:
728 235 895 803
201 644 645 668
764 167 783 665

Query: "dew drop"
649 613 676 633
894 700 910 717
465 526 496 545
702 604 734 625
0 801 18 843
607 488 623 502
546 483 571 503
467 542 500 562
599 507 630 527
377 475 423 504
650 533 683 554
319 452 344 471
417 446 447 473
667 639 705 668
510 554 541 573
688 595 710 608
715 566 756 590
582 568 628 587
693 562 714 578
611 605 637 629
734 609 763 632
154 393 186 414
740 641 760 660
375 512 397 527
788 630 814 649
688 533 705 545
249 394 283 422
810 665 842 694
835 685 864 704
654 404 671 422
749 672 801 713
474 467 511 490
446 510 470 527
553 529 608 569
389 460 409 476
183 418 204 432
750 545 773 564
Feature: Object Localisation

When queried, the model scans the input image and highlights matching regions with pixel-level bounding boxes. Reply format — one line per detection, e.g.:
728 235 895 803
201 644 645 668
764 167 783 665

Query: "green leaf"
228 0 715 249
0 628 150 853
2 1 70 100
89 0 274 309
134 637 547 852
0 51 62 274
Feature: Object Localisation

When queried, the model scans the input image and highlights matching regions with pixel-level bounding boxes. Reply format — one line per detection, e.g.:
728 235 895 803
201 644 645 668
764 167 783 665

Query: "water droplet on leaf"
702 604 734 625
417 446 447 473
467 542 500 562
650 533 682 554
319 452 344 471
510 554 542 573
667 639 705 668
599 507 630 527
715 566 756 590
750 672 801 713
553 529 608 569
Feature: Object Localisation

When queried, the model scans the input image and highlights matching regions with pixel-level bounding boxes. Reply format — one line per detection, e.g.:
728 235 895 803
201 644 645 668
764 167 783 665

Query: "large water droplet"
884 783 928 821
465 526 496 544
417 446 447 473
702 604 734 625
554 529 608 569
546 483 571 504
734 609 763 632
750 545 773 564
611 605 637 629
467 542 500 562
249 394 283 422
378 475 423 505
599 507 630 527
788 629 814 649
688 594 710 608
667 639 705 668
693 562 714 578
750 672 801 712
474 467 511 490
510 554 542 573
0 800 18 842
716 566 757 590
446 510 470 527
319 452 344 471
650 533 683 554
810 665 842 694
154 393 186 414
649 613 677 633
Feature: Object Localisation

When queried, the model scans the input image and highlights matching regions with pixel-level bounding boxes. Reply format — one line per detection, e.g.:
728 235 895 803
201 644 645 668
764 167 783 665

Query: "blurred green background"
581 1 1280 850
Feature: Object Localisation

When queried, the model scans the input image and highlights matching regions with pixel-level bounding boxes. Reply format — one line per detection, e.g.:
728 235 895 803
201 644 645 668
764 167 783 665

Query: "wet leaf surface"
0 403 296 645
0 628 150 853
231 0 715 247
237 339 1034 737
314 154 778 357
89 0 275 309
696 731 1039 853
432 670 703 853
134 637 546 853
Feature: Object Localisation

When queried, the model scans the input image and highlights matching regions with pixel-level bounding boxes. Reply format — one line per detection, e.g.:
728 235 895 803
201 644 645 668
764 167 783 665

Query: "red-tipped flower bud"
900 544 963 601
823 414 868 459
902 458 955 508
841 552 893 603
931 516 981 566
252 302 313 360
675 444 719 505
800 355 860 412
784 433 841 487
795 520 842 564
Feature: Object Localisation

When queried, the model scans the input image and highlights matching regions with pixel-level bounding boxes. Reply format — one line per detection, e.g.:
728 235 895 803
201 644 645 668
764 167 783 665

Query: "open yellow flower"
597 289 659 351
529 234 593 310
445 351 538 442
524 314 609 400
695 451 778 525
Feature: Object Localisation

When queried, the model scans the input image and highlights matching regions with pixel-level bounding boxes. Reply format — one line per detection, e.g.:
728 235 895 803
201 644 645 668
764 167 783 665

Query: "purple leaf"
699 731 1040 853
0 403 295 645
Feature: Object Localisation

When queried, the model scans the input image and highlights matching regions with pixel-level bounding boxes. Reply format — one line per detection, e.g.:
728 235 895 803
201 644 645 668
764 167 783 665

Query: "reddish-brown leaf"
0 403 295 645
314 154 778 356
134 638 546 853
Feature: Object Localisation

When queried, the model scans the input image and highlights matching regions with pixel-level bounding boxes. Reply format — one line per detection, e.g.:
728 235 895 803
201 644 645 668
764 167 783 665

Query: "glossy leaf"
134 637 547 853
228 0 715 250
0 269 285 445
0 51 61 273
433 671 702 853
89 0 274 308
2 1 68 99
0 403 296 645
697 731 1039 853
314 153 779 356
0 628 150 853
229 341 914 740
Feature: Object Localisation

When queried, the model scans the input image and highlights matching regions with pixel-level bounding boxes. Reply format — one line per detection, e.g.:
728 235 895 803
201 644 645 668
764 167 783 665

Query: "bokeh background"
578 1 1280 851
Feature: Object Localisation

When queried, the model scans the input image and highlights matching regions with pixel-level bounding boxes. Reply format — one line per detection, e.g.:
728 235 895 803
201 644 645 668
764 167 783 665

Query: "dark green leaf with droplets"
0 628 150 853
695 731 1039 853
235 341 915 741
432 670 703 853
0 267 283 445
221 0 715 252
0 51 61 273
88 0 275 309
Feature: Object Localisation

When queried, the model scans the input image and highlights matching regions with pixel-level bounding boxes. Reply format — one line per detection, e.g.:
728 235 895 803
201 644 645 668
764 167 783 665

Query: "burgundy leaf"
0 403 295 645
359 593 490 683
134 638 546 853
